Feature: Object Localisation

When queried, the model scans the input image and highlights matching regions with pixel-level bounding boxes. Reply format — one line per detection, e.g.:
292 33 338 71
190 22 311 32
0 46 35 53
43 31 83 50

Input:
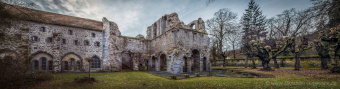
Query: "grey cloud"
24 0 312 37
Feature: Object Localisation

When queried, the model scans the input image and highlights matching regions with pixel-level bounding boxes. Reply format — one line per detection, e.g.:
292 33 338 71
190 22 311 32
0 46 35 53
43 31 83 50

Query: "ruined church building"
0 4 211 74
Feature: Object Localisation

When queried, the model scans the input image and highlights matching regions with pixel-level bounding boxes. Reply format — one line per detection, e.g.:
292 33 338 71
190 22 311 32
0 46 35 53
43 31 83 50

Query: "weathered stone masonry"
0 4 211 74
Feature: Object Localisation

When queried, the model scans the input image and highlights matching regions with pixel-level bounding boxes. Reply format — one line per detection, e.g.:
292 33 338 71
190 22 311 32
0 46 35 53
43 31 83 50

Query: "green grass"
34 67 340 89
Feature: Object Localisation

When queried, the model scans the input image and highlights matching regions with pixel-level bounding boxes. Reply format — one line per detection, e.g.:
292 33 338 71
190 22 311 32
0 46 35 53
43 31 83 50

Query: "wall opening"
190 24 196 29
152 56 157 71
145 59 149 70
153 24 157 38
122 52 133 70
203 57 207 71
192 49 200 71
160 54 167 71
161 17 167 34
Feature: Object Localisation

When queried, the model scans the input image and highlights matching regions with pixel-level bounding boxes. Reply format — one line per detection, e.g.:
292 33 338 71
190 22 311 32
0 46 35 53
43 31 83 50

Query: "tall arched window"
48 60 53 70
64 61 68 70
41 57 47 70
91 56 100 68
33 60 39 70
76 61 81 70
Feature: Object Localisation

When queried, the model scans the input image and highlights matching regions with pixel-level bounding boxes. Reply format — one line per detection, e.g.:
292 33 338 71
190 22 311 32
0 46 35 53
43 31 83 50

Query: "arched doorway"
203 57 207 71
121 52 133 70
183 56 188 72
192 49 200 71
145 59 149 70
160 54 167 71
152 56 157 71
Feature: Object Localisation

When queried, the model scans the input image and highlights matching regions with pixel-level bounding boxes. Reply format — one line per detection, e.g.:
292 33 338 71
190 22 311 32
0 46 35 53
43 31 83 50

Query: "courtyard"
30 66 340 89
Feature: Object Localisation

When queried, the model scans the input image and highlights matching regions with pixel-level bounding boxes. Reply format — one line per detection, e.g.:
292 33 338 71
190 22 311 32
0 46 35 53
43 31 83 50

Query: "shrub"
74 76 96 83
0 58 52 88
184 74 190 78
170 75 177 80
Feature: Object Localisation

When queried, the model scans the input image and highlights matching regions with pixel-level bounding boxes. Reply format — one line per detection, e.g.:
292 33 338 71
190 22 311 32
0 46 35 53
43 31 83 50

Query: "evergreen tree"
241 0 267 41
241 0 267 68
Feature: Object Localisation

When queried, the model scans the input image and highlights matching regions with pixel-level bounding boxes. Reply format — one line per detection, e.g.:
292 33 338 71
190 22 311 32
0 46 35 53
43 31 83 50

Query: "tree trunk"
245 55 248 68
273 57 279 68
321 56 329 69
252 56 256 68
294 53 300 70
233 44 236 58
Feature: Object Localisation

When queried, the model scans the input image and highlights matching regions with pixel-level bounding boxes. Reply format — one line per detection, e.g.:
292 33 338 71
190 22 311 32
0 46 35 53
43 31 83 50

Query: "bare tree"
206 8 237 58
227 28 242 58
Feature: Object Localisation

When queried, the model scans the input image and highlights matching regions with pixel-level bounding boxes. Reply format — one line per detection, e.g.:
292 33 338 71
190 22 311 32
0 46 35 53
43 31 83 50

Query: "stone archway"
152 56 157 71
160 54 167 71
61 53 82 72
121 52 133 70
203 57 207 71
192 49 200 71
30 52 53 71
183 56 188 72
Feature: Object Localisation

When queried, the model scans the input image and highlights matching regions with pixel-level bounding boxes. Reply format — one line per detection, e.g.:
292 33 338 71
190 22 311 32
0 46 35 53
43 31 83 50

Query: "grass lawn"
33 66 340 89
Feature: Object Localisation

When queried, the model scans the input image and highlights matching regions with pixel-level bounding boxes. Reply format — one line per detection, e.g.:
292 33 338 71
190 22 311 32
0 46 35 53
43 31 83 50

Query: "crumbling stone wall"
1 4 211 74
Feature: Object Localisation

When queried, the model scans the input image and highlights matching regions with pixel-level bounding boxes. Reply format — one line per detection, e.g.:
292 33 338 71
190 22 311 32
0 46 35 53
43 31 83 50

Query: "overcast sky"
24 0 313 37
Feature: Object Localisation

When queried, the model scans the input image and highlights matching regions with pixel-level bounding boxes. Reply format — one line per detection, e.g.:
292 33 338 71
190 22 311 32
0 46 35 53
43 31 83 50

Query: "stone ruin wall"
1 20 104 72
0 8 211 74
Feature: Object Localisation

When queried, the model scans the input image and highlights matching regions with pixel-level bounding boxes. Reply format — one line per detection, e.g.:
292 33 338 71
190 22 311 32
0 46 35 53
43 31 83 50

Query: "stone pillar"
187 57 192 73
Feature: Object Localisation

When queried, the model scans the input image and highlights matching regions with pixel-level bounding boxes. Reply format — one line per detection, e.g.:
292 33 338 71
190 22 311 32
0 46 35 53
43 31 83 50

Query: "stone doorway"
152 56 157 71
192 49 200 71
160 54 167 71
122 52 133 70
203 57 207 71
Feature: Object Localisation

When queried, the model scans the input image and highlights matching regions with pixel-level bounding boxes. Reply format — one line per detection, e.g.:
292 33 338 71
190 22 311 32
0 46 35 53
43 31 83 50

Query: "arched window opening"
160 54 167 71
64 61 68 70
48 60 53 70
41 57 47 70
190 24 196 29
192 49 200 71
91 56 100 68
76 61 81 70
33 60 39 70
70 58 75 70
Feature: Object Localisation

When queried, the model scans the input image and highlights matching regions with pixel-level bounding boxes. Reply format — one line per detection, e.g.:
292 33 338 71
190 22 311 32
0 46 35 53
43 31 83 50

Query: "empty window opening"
46 37 53 43
84 40 89 46
74 40 79 46
91 33 96 38
68 30 73 35
40 27 46 32
62 39 66 44
94 42 100 47
32 36 39 42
